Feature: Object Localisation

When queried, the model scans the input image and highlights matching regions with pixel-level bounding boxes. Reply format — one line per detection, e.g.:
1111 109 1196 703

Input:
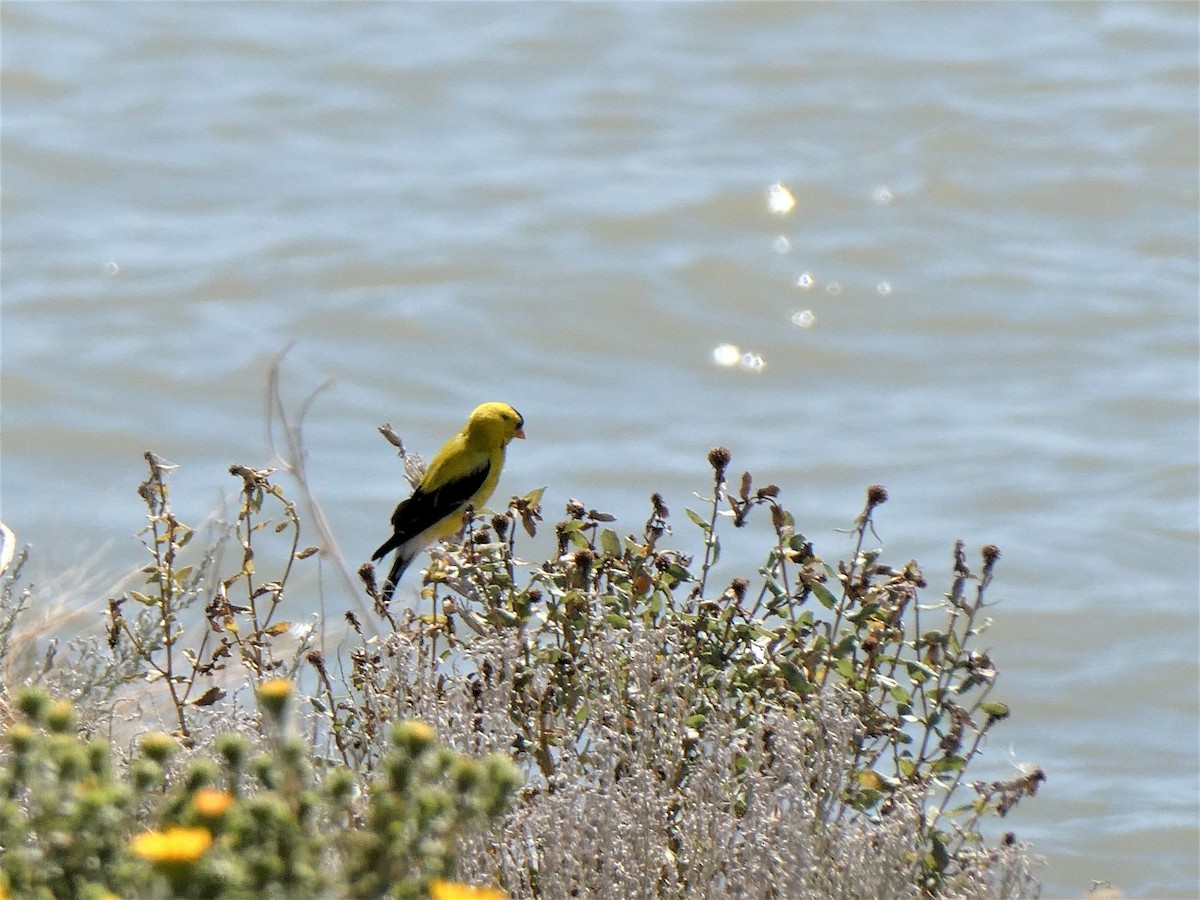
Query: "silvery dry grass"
348 620 1037 900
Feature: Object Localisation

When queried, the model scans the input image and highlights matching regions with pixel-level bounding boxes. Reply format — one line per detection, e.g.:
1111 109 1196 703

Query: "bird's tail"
371 533 399 563
378 547 415 603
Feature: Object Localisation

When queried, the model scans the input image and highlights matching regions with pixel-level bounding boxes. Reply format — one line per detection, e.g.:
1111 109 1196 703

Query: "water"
2 3 1197 896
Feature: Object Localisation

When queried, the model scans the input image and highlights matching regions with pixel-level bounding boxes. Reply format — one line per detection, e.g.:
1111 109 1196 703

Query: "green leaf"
790 610 813 629
599 529 622 558
685 507 711 533
811 581 838 610
981 701 1010 719
848 601 883 625
833 634 857 658
928 830 950 874
904 659 937 682
491 607 521 628
932 755 966 774
664 563 693 583
778 661 812 693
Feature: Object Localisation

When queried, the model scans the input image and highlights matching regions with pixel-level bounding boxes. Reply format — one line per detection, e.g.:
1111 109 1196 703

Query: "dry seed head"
770 504 786 530
707 446 732 481
981 543 1002 571
358 563 378 594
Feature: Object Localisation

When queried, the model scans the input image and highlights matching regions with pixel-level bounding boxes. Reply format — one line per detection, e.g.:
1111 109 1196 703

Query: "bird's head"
465 402 526 449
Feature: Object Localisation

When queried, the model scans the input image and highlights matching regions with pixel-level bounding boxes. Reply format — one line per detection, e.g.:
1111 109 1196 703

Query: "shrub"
0 679 516 899
337 447 1041 898
0 438 1041 898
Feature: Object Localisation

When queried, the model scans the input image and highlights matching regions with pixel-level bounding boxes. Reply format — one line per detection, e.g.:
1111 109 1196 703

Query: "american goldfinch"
372 402 525 600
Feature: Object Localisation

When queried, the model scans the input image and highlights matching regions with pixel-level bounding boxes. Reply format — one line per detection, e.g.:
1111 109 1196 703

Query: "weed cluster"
0 440 1041 898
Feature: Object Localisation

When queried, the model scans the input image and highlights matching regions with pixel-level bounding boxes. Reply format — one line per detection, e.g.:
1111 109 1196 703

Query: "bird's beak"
515 428 526 440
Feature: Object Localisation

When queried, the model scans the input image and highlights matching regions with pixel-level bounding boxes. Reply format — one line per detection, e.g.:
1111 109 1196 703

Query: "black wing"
372 459 491 561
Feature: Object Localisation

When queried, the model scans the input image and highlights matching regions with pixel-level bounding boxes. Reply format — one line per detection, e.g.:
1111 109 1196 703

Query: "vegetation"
0 429 1042 898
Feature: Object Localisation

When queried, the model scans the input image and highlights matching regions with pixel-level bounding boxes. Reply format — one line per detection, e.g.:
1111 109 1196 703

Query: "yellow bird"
372 402 525 600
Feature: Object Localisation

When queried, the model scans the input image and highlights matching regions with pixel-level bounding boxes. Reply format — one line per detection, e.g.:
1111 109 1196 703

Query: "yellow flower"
398 720 435 743
130 826 212 865
429 879 508 900
5 723 34 753
139 731 179 764
408 724 436 744
393 720 437 756
45 699 78 733
258 677 294 700
257 677 295 722
192 787 234 819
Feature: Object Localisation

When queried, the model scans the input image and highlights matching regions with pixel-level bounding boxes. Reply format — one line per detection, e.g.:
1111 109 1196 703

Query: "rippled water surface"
3 3 1197 896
